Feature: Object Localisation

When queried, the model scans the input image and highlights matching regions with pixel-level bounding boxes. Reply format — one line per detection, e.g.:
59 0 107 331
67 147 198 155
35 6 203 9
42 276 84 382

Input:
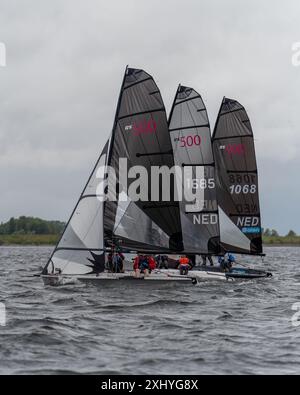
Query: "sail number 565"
230 185 257 194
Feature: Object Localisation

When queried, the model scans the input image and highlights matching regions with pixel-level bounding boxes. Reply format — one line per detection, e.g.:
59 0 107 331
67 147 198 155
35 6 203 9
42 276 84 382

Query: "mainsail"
104 68 182 252
212 98 263 255
43 68 182 276
168 86 220 254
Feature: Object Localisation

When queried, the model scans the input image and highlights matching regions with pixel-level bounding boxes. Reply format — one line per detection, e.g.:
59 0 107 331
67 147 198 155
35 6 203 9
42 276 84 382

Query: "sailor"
139 255 150 275
107 253 114 272
201 255 214 267
116 249 125 272
161 255 169 269
227 253 236 269
133 255 141 277
156 255 169 269
218 256 226 272
133 254 149 276
147 255 157 273
108 250 125 273
178 255 191 276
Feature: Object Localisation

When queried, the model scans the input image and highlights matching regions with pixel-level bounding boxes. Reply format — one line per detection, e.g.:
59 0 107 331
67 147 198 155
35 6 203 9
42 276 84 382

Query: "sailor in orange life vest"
177 255 191 276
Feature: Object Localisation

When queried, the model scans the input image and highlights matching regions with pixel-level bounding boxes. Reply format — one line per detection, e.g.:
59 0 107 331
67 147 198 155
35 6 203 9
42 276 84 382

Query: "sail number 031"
230 184 257 194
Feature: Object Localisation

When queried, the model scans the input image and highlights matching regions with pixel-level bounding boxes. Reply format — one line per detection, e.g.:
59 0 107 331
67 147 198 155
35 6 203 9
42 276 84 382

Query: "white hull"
41 269 230 287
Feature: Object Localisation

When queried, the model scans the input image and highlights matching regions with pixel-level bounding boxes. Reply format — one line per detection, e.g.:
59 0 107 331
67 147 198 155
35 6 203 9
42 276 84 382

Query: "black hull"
193 266 272 280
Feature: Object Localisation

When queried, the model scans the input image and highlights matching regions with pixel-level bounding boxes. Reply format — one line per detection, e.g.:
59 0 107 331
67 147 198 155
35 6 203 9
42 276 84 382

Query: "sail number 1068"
230 184 257 195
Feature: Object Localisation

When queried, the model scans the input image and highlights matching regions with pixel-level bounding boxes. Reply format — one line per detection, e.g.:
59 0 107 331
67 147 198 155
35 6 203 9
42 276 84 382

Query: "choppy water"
0 246 300 375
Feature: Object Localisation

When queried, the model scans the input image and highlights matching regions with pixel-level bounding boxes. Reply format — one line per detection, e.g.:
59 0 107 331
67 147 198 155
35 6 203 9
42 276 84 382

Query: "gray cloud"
0 0 299 233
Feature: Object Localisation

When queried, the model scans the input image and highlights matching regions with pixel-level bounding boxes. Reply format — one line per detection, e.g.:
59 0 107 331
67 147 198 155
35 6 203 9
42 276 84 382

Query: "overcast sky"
0 0 299 234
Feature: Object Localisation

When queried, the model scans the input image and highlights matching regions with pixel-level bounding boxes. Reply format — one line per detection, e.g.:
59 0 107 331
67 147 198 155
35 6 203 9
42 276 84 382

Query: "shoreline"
1 243 300 248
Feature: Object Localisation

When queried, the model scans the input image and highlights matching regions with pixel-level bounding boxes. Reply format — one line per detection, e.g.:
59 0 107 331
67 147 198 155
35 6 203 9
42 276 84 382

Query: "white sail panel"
114 194 170 249
219 207 251 252
58 197 104 250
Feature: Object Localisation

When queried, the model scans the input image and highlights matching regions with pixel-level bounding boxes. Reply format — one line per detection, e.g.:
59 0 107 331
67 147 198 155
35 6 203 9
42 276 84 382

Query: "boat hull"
193 266 272 280
41 269 229 287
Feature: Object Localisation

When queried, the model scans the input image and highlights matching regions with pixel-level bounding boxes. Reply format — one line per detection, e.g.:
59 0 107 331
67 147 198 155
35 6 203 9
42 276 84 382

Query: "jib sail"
43 140 110 275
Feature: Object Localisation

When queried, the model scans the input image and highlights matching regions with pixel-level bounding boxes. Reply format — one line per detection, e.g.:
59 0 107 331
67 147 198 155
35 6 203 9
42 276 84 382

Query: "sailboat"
41 69 271 286
41 68 227 286
208 97 272 279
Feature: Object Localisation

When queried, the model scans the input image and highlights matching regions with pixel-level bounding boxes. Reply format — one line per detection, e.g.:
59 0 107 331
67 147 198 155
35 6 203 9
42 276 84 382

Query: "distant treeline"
263 229 300 245
0 217 299 246
0 217 65 235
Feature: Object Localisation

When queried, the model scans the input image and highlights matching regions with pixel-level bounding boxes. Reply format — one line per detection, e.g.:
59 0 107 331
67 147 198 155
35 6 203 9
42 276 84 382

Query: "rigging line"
173 94 201 106
118 108 165 121
220 107 243 117
55 247 106 252
213 134 253 141
169 124 210 132
123 77 152 90
227 170 257 174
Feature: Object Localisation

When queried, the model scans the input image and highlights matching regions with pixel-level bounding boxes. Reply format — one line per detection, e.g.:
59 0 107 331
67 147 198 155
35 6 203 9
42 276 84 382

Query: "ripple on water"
0 246 300 374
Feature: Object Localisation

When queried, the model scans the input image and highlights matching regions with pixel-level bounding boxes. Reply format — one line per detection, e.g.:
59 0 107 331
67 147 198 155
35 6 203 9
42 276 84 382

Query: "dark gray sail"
104 68 182 252
168 86 220 254
212 98 263 255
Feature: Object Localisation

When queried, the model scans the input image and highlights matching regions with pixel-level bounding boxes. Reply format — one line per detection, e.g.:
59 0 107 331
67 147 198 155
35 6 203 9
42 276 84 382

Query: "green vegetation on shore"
0 217 299 246
0 234 60 246
262 229 300 246
0 217 64 246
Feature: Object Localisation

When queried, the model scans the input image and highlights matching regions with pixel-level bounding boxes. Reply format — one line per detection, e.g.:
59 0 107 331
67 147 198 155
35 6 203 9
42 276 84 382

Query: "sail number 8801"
230 184 257 194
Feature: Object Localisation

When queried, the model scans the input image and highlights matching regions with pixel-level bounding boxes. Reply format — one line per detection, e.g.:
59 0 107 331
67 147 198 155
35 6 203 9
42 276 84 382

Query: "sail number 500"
179 135 202 147
230 185 257 194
